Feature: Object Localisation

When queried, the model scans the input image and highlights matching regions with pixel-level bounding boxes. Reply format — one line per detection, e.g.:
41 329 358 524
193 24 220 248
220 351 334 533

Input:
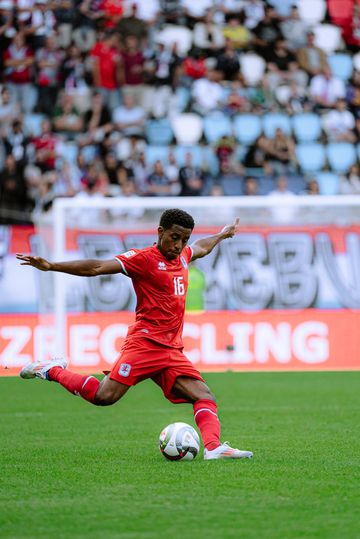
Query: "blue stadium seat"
145 145 169 165
221 176 243 196
59 142 78 164
173 145 203 167
233 114 262 145
202 146 219 176
326 142 356 173
296 143 326 172
203 113 232 144
292 113 322 142
145 119 173 146
81 145 97 163
263 113 292 138
315 172 340 194
23 114 46 136
267 0 294 17
328 53 353 81
175 86 191 112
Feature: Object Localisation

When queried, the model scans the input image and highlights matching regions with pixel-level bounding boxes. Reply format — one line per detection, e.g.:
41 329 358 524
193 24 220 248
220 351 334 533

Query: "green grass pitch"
1 372 360 539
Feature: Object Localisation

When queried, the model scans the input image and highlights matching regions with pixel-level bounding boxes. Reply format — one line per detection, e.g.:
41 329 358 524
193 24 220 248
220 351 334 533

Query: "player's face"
157 224 192 260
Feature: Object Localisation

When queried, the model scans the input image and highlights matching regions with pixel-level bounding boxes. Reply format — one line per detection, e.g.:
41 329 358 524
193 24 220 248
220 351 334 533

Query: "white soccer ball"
159 422 200 461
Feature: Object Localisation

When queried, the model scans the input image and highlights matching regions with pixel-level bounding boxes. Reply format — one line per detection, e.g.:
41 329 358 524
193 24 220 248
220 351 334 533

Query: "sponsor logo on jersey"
180 256 188 269
123 250 136 258
158 261 166 270
119 363 131 377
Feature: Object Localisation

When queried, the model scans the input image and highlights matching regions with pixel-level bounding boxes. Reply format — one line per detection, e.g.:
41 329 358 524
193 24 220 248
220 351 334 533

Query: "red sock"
48 367 100 404
193 399 221 450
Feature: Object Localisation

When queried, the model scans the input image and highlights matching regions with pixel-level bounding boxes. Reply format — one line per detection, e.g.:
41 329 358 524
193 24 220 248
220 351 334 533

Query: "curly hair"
159 209 195 230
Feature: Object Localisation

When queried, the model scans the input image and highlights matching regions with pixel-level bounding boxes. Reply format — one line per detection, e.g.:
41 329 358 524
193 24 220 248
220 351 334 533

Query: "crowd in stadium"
1 0 360 222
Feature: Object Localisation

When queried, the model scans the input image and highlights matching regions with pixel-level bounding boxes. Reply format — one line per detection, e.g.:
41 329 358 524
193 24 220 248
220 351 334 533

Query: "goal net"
33 195 360 372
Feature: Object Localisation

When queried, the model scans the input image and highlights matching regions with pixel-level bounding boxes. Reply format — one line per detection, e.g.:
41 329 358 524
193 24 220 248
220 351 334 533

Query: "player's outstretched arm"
190 217 240 261
16 254 123 276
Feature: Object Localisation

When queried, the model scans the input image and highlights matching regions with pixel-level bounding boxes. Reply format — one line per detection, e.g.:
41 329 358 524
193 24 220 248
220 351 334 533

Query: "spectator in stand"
322 98 356 142
121 34 147 107
222 12 251 51
0 1 16 63
99 0 124 29
243 176 259 196
72 0 101 52
0 154 29 223
117 3 148 44
81 92 112 145
181 0 213 28
91 30 123 112
278 80 311 115
216 38 240 81
244 135 271 170
130 0 160 26
0 86 19 133
346 70 360 118
214 135 238 170
182 47 207 87
342 2 360 53
24 0 56 51
222 80 250 115
36 35 64 115
54 158 82 197
243 0 264 31
297 31 328 78
216 158 243 195
165 151 180 191
266 38 307 93
30 119 58 171
179 152 205 196
281 5 308 52
193 8 225 56
61 43 90 97
53 92 84 136
3 31 36 113
339 163 360 194
5 119 29 165
112 93 145 137
310 66 346 110
253 5 283 61
209 183 224 196
268 175 296 197
216 0 247 20
268 175 299 224
53 0 77 49
159 0 184 25
146 159 178 196
149 41 180 117
192 69 223 115
130 150 149 194
302 178 320 195
266 127 296 175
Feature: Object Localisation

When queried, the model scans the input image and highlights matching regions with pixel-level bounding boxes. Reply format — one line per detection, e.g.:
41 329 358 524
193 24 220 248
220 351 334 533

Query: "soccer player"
17 209 253 460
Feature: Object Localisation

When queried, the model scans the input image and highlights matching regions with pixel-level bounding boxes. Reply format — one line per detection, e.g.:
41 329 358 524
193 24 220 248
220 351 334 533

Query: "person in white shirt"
322 98 356 142
267 175 297 223
112 94 145 137
192 70 223 114
339 163 360 194
310 67 346 109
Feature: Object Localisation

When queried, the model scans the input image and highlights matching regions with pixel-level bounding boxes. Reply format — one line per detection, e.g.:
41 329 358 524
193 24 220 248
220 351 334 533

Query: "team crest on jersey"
119 363 131 377
180 256 188 269
158 261 166 270
123 250 136 258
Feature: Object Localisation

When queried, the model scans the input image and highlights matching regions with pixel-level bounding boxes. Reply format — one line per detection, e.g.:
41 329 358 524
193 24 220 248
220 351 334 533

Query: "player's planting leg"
19 360 129 405
173 376 253 460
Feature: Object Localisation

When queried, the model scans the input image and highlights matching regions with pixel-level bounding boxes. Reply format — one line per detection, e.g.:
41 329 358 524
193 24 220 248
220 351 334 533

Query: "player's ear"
158 226 164 238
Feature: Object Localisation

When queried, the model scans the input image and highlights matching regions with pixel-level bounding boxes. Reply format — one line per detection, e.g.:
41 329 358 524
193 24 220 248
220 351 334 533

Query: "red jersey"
91 42 120 89
114 244 193 348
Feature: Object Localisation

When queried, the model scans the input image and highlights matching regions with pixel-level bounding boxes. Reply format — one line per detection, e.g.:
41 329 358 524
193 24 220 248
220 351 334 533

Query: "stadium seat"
81 145 98 163
233 114 262 145
145 145 169 165
313 24 342 54
292 113 322 142
297 0 326 25
267 0 294 17
145 119 173 146
155 25 193 56
171 114 203 145
23 114 46 137
239 53 266 85
203 113 232 144
201 146 220 176
175 86 191 113
221 177 243 196
315 172 340 195
296 143 326 173
262 113 291 138
173 145 203 167
328 53 353 81
326 142 356 173
56 142 79 164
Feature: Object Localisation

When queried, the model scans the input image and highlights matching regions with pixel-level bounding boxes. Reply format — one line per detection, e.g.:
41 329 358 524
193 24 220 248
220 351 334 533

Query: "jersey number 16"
173 276 185 296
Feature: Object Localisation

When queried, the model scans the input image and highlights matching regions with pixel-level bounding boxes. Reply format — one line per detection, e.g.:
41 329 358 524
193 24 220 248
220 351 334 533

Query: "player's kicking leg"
19 359 129 405
172 376 253 460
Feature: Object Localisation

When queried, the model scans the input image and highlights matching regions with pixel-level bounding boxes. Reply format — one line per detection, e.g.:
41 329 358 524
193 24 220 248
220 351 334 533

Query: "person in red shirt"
91 30 123 111
17 209 253 461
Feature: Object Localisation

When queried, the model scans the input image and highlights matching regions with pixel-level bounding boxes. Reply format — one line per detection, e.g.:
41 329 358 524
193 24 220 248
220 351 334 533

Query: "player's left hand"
220 217 240 239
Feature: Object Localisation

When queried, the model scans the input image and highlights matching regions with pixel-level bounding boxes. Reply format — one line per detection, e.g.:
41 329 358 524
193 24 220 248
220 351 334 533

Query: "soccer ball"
159 422 200 461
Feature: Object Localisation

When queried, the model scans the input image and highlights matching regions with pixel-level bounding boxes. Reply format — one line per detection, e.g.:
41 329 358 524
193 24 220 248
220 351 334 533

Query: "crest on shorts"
119 363 131 377
180 256 188 269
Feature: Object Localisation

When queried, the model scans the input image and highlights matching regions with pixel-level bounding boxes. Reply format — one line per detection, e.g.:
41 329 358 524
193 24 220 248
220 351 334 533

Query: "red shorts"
109 337 204 404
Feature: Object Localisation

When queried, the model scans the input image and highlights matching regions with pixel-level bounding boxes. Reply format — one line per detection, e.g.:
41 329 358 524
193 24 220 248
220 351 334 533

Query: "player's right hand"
16 253 52 271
